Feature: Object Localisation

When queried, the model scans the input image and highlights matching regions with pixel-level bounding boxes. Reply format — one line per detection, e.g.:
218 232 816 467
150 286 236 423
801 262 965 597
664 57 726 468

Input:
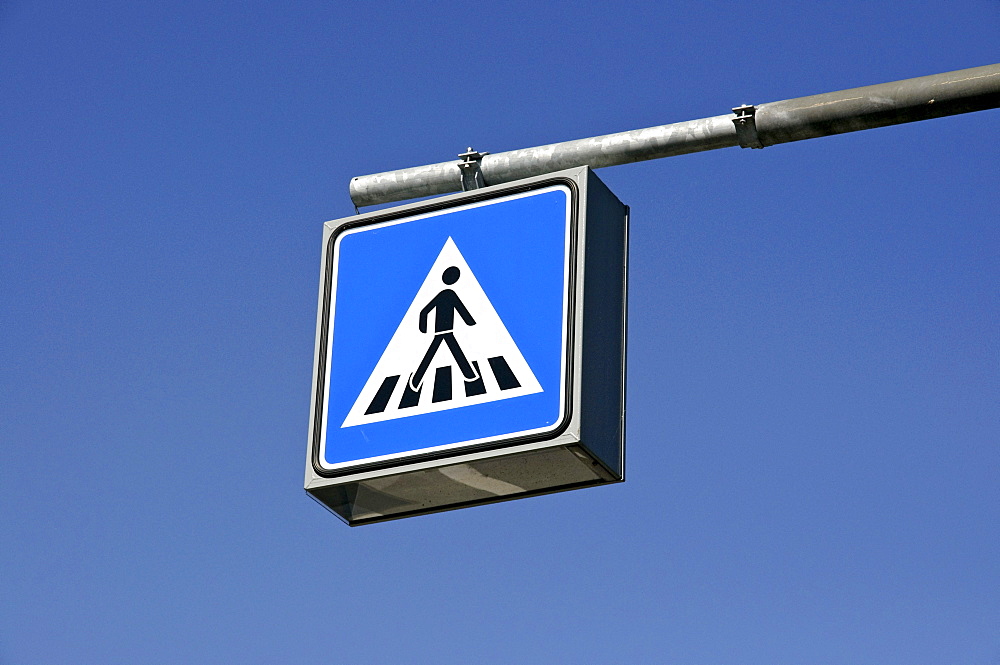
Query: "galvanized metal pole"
350 64 1000 208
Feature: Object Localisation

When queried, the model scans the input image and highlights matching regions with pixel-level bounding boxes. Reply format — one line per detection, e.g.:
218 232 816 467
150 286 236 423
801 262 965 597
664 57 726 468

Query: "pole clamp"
458 147 488 190
732 105 763 149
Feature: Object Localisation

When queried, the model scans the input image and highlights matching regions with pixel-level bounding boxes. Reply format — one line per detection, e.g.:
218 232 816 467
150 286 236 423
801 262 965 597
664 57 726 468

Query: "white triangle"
341 237 542 428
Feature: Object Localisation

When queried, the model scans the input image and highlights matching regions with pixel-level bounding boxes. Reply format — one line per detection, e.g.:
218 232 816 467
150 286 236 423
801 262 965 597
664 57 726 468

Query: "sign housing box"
306 167 628 525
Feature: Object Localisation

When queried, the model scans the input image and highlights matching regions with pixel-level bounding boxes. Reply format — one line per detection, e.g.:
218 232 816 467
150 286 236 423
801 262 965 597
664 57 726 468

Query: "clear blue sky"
2 1 997 663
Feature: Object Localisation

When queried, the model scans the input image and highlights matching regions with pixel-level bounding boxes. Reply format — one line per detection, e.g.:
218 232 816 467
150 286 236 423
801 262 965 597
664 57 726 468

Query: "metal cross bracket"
732 104 764 149
458 147 488 191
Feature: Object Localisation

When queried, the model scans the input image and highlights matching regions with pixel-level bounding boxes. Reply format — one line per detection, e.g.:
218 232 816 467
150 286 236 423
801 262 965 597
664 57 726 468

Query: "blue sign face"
317 184 574 471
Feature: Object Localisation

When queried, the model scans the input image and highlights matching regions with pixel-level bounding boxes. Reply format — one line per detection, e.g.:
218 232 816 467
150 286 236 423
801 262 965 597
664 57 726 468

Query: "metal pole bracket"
458 147 489 190
732 104 764 149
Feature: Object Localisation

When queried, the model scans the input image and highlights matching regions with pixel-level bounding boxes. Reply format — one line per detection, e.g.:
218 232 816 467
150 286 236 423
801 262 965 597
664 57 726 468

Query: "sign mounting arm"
349 63 1000 208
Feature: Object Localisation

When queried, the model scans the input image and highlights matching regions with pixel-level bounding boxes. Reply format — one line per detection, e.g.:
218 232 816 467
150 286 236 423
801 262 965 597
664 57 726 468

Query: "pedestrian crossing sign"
306 167 628 525
316 183 573 470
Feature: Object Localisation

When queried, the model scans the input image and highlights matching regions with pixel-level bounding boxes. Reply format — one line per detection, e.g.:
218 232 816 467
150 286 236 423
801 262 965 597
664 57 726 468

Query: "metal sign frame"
305 166 628 525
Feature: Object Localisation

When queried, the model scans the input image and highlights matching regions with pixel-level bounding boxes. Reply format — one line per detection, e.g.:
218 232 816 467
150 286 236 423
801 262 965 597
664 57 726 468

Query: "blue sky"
1 1 997 663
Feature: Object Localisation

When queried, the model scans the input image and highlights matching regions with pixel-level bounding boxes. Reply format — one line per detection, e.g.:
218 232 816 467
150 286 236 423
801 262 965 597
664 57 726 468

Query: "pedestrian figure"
409 266 479 391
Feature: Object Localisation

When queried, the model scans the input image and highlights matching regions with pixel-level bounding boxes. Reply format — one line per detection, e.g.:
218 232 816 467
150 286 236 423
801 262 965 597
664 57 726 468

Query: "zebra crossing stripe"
432 366 452 403
487 356 521 391
364 376 399 415
464 360 486 397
